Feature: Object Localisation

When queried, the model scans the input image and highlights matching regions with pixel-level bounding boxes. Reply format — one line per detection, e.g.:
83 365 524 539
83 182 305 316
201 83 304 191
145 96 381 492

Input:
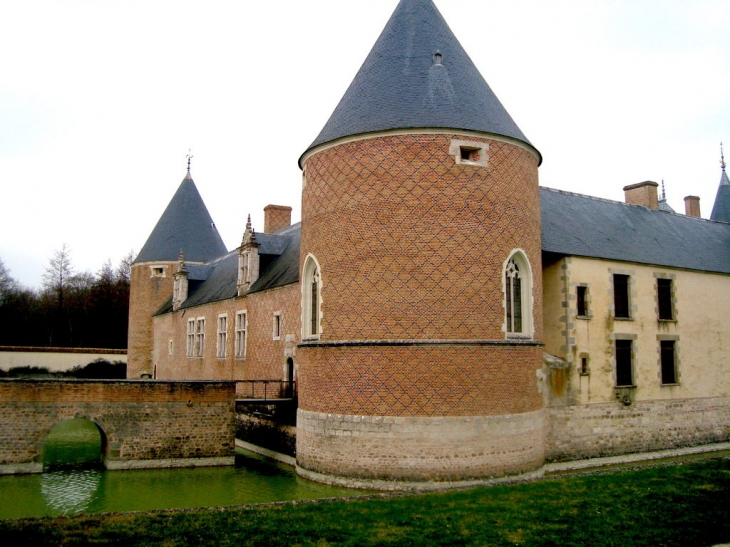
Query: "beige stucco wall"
543 255 730 405
0 349 127 372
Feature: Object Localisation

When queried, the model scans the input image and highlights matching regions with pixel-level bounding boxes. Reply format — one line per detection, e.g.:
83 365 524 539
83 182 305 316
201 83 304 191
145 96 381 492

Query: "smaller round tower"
127 167 227 378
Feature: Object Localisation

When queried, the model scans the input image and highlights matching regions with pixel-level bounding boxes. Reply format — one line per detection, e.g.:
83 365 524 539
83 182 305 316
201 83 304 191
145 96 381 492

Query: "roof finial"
722 142 726 172
661 179 666 201
177 249 187 273
186 149 193 173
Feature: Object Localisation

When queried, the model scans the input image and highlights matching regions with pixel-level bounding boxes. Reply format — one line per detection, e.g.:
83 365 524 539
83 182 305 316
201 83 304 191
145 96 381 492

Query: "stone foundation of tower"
297 408 545 483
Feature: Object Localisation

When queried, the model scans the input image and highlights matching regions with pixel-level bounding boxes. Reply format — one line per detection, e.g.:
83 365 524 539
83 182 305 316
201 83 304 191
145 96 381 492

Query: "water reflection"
0 449 372 520
41 469 101 514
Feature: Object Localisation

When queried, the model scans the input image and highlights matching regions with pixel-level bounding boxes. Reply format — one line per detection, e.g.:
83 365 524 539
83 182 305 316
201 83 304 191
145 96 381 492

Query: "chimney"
264 205 293 234
623 181 659 210
684 196 701 218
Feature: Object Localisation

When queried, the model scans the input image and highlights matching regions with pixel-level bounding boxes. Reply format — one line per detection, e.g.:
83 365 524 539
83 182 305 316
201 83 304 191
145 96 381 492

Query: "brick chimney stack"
263 205 292 234
684 196 701 218
623 181 659 210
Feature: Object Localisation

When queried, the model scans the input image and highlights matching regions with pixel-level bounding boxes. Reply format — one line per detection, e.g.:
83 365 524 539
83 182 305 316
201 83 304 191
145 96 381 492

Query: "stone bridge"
0 379 236 474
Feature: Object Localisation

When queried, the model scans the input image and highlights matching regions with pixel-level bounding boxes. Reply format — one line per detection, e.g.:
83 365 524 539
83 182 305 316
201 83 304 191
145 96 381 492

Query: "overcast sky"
1 0 728 288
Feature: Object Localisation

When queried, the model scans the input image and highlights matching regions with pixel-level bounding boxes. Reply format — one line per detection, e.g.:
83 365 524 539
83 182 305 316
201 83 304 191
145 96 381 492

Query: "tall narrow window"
302 255 322 339
505 258 523 333
613 274 630 318
615 339 634 387
273 313 281 340
660 340 678 384
186 319 195 357
235 311 247 359
195 318 205 357
217 314 228 358
311 266 319 335
657 278 673 320
576 285 588 317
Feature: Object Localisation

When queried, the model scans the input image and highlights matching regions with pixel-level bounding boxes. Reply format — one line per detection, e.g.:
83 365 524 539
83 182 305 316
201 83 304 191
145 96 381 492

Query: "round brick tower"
296 0 544 486
127 168 227 378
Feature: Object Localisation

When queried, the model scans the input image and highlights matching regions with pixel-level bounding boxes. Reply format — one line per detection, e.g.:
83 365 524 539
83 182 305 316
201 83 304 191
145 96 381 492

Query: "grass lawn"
1 458 728 547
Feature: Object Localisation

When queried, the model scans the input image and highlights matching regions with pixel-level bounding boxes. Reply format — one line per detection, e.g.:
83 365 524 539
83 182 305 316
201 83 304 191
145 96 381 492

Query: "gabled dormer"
237 215 260 296
172 249 189 311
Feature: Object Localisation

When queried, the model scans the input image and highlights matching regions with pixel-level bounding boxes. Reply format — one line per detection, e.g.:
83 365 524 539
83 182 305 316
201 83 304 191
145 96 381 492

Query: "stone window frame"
609 269 635 320
195 317 205 358
449 139 489 167
235 310 247 360
186 318 195 358
575 283 592 319
657 334 680 386
273 312 282 341
150 265 167 278
610 333 637 388
502 249 534 339
654 273 677 323
216 313 228 359
302 254 323 340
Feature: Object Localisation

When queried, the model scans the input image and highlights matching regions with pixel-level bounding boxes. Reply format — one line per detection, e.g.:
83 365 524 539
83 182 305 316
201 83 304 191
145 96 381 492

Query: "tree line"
0 245 133 349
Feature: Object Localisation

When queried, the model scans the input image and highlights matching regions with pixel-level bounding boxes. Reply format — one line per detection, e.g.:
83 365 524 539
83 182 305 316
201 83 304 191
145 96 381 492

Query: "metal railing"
235 380 296 401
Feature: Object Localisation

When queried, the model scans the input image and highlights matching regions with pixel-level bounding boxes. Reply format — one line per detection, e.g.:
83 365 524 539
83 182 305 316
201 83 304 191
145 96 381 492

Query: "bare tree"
116 250 135 284
0 257 18 305
42 244 74 310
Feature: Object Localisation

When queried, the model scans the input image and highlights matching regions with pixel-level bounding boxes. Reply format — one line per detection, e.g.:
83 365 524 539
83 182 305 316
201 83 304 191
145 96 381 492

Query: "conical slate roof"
134 172 228 264
301 0 538 163
710 164 730 223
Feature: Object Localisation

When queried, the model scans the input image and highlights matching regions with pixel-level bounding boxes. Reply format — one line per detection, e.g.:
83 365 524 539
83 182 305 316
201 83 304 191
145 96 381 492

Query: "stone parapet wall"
296 408 545 483
546 396 730 462
0 380 235 473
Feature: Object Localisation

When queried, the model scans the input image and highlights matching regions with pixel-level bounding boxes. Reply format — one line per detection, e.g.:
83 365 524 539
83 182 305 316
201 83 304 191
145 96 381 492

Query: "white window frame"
503 250 533 338
195 317 205 357
302 254 322 339
273 312 281 340
217 314 228 359
235 310 247 359
186 318 195 357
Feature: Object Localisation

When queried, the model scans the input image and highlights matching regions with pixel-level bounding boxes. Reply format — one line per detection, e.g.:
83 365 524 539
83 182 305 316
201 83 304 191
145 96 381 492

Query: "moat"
0 447 371 520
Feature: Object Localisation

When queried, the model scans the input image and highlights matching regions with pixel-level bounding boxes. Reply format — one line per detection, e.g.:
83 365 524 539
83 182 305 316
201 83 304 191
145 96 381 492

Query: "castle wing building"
128 0 730 488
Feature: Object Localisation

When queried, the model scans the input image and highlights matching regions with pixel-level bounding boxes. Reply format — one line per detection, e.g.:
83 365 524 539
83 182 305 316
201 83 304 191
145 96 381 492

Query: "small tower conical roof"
710 144 730 222
134 171 228 264
301 0 539 164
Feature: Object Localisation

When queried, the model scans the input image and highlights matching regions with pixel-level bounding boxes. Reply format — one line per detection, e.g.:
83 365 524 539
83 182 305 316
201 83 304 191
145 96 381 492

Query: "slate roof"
710 166 730 223
153 223 301 315
154 188 730 315
134 172 228 264
541 187 730 274
301 0 538 164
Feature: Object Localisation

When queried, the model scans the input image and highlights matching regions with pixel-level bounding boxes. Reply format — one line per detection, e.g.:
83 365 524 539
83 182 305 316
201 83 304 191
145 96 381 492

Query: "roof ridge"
541 186 726 225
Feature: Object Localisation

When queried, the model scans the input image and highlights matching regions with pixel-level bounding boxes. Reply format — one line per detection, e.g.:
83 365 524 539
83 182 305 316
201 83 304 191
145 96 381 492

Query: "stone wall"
0 379 236 474
546 396 730 462
297 408 545 484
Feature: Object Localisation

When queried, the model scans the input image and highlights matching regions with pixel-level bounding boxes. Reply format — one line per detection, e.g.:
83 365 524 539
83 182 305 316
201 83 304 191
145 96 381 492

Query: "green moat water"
0 420 371 520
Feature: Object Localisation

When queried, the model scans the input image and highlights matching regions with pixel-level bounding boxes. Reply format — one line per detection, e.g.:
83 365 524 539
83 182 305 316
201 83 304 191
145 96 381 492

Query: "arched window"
302 255 322 339
504 251 533 337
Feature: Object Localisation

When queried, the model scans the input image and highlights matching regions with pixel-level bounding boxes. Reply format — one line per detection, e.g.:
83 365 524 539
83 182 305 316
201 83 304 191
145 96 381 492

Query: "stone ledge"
104 456 234 470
